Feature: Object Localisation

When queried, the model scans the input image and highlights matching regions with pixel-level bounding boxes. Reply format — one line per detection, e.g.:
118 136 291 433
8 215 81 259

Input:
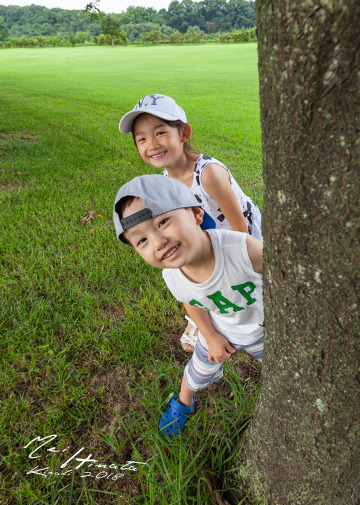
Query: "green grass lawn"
0 44 263 504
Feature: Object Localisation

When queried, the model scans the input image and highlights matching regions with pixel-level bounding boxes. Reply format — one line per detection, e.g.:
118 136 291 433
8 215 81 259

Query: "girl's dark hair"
131 115 199 154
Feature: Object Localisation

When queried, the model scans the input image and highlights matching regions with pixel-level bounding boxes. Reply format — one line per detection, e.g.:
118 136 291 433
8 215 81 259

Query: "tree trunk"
234 1 360 504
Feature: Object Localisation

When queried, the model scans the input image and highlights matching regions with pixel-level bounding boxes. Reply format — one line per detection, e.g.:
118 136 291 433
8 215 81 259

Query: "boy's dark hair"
131 115 199 154
114 195 137 246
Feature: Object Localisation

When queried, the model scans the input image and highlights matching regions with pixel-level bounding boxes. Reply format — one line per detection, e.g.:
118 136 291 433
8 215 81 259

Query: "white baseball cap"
119 94 187 133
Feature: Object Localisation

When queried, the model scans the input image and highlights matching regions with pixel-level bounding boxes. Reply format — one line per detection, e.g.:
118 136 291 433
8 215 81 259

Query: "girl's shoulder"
194 155 232 192
194 154 229 174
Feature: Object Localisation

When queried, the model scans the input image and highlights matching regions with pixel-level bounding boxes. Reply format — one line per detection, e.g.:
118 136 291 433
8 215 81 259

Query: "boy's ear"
192 206 204 225
180 123 192 142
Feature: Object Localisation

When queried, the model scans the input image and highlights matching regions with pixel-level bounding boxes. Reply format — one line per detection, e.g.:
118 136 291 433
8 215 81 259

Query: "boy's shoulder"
205 229 262 276
207 228 247 248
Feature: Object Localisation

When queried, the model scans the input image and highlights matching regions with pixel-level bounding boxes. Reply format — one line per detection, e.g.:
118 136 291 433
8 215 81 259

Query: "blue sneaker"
159 392 195 439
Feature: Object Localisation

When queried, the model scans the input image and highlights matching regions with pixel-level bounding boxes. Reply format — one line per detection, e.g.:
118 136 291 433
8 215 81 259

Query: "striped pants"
184 331 263 392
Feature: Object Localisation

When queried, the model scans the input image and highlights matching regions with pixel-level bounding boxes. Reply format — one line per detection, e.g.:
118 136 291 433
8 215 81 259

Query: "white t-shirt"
164 154 263 240
162 229 264 345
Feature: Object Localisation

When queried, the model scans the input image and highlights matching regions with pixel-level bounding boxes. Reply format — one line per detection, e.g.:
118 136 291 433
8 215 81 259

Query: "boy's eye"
137 237 147 246
137 137 145 143
159 218 168 227
156 130 165 136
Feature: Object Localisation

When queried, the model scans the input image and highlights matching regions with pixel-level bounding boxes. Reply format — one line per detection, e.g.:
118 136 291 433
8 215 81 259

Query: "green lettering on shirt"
231 282 256 305
189 300 209 310
207 291 244 314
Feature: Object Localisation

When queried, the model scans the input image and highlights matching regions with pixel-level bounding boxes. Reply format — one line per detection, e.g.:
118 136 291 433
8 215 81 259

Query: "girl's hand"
207 334 235 364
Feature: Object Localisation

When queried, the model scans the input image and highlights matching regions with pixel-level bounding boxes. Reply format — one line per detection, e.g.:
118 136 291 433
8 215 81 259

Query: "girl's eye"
159 218 168 227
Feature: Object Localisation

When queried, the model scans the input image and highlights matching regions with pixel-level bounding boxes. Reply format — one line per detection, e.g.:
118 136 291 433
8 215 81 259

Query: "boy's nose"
153 230 167 250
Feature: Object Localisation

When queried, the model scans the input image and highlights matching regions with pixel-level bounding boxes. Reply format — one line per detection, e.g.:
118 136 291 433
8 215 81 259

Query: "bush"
143 29 162 43
170 30 183 43
186 25 204 43
220 33 231 43
118 29 128 44
121 22 174 42
98 33 106 45
249 27 257 41
68 33 76 46
76 31 87 44
232 28 250 42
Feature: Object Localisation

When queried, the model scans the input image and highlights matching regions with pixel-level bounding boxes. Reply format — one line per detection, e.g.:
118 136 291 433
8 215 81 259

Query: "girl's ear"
180 123 192 143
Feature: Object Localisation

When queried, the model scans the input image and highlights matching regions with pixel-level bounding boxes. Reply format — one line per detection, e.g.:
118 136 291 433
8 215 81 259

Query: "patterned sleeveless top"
164 154 263 240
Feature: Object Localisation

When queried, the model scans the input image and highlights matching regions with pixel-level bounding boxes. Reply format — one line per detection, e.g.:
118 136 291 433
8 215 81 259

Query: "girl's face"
132 113 190 170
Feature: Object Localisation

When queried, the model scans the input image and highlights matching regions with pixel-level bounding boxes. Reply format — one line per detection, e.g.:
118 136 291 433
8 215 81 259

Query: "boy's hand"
182 302 235 363
207 334 235 364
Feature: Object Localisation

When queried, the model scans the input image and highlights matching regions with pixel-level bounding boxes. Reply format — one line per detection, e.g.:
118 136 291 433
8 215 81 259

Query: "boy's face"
122 197 204 269
132 113 188 170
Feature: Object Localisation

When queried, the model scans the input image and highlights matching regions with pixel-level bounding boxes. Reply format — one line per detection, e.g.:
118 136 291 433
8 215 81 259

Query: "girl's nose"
149 135 160 151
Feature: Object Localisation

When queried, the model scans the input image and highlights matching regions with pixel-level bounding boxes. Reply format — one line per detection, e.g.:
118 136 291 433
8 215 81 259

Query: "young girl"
119 94 262 350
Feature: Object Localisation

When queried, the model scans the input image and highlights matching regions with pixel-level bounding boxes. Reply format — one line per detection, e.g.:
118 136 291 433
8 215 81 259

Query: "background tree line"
0 0 256 45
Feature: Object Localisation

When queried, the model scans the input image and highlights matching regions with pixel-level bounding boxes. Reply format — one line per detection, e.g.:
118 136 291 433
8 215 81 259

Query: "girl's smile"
150 151 167 160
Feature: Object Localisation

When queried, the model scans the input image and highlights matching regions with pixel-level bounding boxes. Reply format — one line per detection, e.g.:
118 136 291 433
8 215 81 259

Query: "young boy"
113 174 264 439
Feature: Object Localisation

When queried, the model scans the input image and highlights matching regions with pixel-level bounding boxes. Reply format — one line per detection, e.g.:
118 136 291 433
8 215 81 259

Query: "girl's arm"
201 163 249 233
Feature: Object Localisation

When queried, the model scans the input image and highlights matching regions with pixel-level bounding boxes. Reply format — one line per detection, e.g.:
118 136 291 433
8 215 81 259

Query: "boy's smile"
122 197 214 280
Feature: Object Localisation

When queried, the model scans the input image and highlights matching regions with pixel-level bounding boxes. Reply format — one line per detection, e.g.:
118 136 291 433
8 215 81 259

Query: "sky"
0 0 172 13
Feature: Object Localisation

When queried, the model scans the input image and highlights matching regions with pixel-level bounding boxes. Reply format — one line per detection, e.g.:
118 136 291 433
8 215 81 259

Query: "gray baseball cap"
119 94 187 134
113 174 199 243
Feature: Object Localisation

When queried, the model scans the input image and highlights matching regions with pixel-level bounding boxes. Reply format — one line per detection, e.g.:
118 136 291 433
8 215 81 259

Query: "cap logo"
135 94 165 110
120 207 153 231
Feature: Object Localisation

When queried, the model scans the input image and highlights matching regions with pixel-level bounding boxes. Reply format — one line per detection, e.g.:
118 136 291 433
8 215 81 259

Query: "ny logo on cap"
135 94 165 110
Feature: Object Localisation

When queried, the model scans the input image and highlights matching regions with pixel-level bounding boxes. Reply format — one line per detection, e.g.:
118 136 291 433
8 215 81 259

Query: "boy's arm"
183 302 235 364
245 235 263 273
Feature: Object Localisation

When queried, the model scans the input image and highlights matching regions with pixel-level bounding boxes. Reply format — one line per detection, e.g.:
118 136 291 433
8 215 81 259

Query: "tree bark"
234 1 360 504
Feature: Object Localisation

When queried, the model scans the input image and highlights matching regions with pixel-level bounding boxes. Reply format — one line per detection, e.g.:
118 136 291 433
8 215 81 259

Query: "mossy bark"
234 1 360 504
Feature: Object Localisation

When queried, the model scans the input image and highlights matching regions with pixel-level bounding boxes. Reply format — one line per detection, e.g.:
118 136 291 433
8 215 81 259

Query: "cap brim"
119 110 184 133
